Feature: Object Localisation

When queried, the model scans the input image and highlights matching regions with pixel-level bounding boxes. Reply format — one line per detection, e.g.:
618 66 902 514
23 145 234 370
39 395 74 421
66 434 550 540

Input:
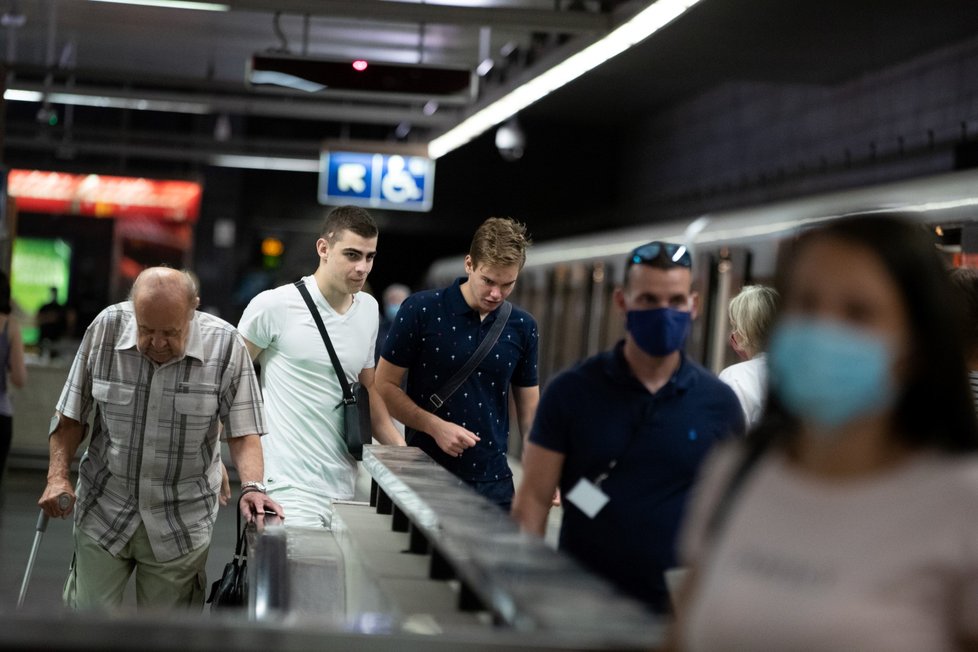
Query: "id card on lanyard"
566 458 618 518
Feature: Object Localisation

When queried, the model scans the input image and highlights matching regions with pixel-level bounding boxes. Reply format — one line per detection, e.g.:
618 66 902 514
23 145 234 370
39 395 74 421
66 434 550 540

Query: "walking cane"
17 494 71 609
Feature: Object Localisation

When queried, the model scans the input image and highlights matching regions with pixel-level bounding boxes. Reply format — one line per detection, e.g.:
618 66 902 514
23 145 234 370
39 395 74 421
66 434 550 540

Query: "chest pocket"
174 388 219 416
92 380 134 406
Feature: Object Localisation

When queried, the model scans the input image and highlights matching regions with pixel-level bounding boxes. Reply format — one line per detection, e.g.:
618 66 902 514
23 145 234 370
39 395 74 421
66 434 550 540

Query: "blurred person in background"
37 286 69 358
718 285 780 430
671 214 978 651
948 267 978 413
376 283 410 363
0 271 27 490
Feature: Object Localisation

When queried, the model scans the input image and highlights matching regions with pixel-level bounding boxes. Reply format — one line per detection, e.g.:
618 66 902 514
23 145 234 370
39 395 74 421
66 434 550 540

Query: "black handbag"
294 280 373 460
207 495 248 610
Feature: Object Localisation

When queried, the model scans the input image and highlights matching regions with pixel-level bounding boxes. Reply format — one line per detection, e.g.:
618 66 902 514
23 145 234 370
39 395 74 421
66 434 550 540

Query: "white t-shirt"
718 354 767 430
679 443 978 652
238 276 379 501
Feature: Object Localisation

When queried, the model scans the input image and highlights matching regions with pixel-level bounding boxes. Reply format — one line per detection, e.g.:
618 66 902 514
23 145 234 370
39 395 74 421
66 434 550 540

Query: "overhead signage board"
318 150 435 212
8 170 202 222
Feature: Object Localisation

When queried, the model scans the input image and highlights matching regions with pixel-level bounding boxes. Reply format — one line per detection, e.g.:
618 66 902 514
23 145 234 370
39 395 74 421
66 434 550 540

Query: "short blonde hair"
468 217 531 270
729 284 779 357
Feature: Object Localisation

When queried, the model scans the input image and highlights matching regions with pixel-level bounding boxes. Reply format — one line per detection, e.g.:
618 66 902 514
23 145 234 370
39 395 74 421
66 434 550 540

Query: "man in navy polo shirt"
376 217 539 510
512 241 744 613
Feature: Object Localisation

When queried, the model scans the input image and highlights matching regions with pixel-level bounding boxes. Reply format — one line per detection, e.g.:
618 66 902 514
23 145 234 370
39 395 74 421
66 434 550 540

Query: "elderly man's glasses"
629 241 692 268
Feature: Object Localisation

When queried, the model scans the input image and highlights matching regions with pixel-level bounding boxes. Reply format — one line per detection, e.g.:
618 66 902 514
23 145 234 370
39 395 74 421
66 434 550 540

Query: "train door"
693 246 753 373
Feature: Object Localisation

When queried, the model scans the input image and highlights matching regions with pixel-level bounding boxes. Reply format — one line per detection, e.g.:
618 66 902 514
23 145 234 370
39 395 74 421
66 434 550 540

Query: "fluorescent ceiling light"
4 89 43 102
87 0 229 11
210 154 320 172
249 71 326 94
4 88 210 114
428 0 703 159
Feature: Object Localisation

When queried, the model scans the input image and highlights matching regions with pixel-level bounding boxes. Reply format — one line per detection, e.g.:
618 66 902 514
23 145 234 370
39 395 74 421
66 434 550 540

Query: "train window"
552 263 589 375
585 262 608 358
601 264 624 351
540 265 568 383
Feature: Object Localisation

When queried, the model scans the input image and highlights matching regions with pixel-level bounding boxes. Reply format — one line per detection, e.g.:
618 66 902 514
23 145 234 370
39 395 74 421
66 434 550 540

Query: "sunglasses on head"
629 241 692 268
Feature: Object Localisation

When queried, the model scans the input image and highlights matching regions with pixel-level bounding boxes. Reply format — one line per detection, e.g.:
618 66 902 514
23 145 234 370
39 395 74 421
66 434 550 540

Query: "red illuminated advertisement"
8 170 202 222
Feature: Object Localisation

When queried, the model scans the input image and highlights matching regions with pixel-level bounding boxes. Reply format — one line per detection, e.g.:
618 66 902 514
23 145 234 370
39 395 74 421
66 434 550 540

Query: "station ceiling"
2 0 978 173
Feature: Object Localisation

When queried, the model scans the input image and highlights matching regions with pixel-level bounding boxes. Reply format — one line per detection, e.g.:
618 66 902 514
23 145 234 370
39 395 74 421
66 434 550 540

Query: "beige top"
679 443 978 651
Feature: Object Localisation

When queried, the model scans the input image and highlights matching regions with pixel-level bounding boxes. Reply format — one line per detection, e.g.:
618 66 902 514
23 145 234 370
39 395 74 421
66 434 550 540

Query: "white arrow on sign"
337 163 367 193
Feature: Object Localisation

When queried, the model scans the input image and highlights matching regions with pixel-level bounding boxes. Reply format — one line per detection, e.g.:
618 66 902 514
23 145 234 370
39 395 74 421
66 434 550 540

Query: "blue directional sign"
318 150 435 212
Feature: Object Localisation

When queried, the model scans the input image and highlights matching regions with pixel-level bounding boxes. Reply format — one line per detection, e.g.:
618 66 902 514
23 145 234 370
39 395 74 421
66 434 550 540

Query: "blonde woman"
718 285 779 429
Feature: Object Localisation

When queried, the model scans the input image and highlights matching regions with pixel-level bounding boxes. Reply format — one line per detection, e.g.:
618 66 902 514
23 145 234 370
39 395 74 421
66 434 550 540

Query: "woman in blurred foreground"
672 214 978 651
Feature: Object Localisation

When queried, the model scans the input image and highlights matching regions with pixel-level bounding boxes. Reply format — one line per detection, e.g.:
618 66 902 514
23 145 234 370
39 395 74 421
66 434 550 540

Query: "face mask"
768 318 896 431
626 308 691 356
384 304 400 321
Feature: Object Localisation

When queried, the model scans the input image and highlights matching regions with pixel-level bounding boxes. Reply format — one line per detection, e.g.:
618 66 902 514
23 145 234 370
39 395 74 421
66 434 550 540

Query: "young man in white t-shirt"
238 206 405 528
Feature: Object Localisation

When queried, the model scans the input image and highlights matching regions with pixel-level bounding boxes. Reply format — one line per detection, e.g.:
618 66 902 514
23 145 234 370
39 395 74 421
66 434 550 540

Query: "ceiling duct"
247 53 477 100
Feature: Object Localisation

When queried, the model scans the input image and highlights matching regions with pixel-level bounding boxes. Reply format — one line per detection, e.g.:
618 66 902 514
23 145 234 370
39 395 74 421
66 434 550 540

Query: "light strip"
87 0 229 11
3 89 211 114
4 89 43 102
249 71 327 93
210 154 320 172
427 0 702 159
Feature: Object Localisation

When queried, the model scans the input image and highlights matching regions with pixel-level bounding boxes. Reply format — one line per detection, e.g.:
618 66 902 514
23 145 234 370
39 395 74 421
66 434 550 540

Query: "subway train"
426 167 978 388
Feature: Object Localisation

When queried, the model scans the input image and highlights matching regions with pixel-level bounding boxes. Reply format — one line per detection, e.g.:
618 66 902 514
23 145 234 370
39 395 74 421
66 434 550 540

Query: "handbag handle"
294 280 356 407
233 491 248 560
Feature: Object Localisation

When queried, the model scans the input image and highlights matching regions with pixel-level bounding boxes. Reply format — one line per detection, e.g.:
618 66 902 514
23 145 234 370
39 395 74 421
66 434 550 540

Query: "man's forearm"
227 434 265 485
511 494 549 536
48 415 85 482
377 380 441 436
366 384 406 446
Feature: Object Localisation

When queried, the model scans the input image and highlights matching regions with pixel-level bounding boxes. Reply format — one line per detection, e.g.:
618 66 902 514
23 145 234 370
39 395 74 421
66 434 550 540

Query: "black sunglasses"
629 241 692 268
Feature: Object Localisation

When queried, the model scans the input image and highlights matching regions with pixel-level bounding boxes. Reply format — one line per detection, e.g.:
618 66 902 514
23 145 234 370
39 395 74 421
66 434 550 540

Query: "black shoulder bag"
295 280 372 461
207 494 248 610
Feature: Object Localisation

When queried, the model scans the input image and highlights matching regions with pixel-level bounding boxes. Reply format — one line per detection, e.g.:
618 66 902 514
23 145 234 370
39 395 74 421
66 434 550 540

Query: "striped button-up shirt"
57 302 266 562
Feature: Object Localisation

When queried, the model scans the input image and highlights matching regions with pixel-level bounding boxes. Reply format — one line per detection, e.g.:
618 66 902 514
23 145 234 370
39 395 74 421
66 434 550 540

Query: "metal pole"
17 494 71 609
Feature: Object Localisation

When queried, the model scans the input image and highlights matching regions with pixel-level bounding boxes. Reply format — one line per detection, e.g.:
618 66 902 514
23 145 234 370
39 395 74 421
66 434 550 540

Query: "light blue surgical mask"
768 318 896 430
384 303 401 322
626 308 691 357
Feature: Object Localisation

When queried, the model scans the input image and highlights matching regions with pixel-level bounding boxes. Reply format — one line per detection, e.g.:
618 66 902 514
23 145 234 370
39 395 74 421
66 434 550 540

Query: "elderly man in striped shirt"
38 267 282 611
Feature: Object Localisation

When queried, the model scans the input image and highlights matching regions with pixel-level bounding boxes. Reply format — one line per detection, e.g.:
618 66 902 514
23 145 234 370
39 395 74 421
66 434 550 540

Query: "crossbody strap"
429 301 512 410
294 280 355 406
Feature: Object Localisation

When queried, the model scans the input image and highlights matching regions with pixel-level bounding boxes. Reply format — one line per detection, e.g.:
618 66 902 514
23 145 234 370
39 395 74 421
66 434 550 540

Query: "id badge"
565 478 610 519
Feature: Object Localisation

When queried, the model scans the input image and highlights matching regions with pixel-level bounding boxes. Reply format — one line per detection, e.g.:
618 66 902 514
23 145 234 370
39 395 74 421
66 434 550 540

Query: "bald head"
130 267 198 308
130 267 199 364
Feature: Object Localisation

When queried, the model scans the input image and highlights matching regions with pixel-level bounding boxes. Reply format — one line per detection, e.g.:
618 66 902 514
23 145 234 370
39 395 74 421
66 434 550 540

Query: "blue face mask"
768 318 896 430
384 304 400 322
626 308 691 356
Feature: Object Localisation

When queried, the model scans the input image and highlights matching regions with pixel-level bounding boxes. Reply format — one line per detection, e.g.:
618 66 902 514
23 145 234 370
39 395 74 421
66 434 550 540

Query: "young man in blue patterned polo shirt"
376 217 539 510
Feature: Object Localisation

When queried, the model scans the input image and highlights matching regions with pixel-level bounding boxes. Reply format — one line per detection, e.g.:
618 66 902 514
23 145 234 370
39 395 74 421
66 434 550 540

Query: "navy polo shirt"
381 277 539 482
531 341 744 612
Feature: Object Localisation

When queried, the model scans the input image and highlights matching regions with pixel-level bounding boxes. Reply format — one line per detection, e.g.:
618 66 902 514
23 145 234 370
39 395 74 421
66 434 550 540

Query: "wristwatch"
241 481 267 493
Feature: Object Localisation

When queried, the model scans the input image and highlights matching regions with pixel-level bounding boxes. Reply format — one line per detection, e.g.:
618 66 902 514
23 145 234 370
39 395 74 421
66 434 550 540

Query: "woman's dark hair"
751 213 978 454
0 271 11 314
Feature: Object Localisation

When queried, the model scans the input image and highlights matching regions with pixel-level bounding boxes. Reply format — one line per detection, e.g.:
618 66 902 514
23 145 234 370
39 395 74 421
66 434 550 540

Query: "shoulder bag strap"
429 301 512 410
294 280 355 405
